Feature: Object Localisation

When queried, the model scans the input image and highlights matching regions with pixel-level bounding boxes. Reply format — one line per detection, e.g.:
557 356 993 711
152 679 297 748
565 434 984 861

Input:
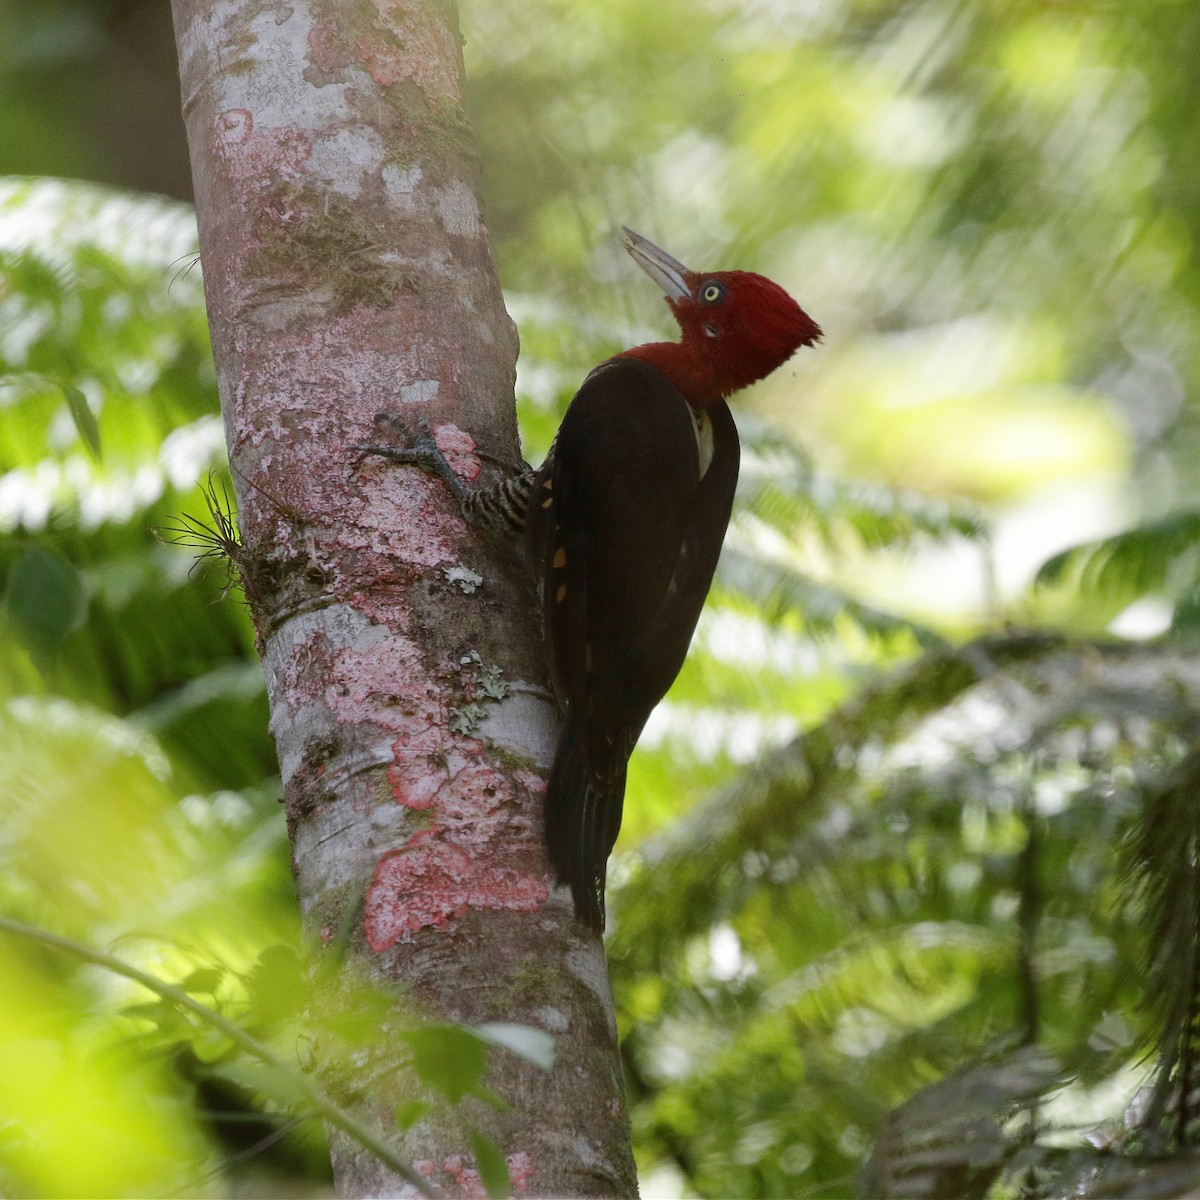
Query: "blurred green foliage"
3 0 1200 1196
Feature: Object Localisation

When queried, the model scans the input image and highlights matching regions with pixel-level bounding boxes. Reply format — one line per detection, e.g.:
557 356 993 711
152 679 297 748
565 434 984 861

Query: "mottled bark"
169 2 637 1196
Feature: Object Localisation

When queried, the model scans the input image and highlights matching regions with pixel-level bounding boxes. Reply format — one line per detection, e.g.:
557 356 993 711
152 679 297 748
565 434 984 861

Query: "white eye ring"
702 283 722 303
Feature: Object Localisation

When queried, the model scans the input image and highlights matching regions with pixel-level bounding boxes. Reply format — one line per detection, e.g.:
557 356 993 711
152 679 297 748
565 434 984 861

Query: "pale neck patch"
690 403 714 480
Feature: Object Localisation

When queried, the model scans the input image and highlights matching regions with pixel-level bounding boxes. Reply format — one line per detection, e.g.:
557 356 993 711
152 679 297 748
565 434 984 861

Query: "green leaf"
1035 510 1200 599
190 1028 234 1064
181 967 224 995
4 543 87 653
474 1087 512 1114
468 1128 510 1200
398 1027 488 1103
62 384 101 461
394 1099 431 1132
1172 588 1200 634
717 549 944 647
246 944 308 1023
736 431 988 551
121 1000 187 1034
208 1058 311 1109
321 986 393 1046
469 1023 556 1070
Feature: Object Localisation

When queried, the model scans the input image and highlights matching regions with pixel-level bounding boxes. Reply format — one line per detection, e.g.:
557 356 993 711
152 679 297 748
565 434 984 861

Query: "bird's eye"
700 280 725 304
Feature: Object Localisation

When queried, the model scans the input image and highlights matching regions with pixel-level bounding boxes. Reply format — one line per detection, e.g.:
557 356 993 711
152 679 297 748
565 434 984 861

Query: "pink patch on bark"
355 34 405 87
215 108 253 144
306 17 340 71
507 1152 534 1193
325 636 429 726
364 832 548 950
515 766 548 796
405 1161 437 1198
387 721 447 810
214 112 312 188
386 735 527 830
354 464 462 568
432 1151 532 1197
360 2 464 100
387 758 443 811
435 747 509 821
433 423 481 482
442 1155 484 1199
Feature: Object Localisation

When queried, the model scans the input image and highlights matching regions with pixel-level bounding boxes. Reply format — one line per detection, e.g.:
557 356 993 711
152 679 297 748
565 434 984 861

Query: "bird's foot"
354 411 469 501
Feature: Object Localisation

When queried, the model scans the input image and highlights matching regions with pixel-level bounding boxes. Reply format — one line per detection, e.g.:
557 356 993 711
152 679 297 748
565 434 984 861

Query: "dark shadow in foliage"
862 1043 1063 1200
1127 748 1200 1153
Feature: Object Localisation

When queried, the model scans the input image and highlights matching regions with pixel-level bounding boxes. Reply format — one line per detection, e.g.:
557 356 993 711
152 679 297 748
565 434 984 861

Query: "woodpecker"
359 228 821 931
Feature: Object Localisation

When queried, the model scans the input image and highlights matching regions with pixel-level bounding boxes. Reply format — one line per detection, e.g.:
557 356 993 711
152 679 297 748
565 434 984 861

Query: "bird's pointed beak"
620 226 692 303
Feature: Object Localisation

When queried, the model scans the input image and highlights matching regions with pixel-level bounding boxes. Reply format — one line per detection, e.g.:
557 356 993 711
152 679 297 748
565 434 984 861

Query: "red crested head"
616 227 821 407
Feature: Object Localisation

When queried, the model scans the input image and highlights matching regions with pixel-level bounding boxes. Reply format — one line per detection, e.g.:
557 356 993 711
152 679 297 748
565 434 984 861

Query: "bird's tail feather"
544 712 625 931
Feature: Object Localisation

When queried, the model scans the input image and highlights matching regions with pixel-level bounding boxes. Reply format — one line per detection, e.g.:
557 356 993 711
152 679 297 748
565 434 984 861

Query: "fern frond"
862 1044 1063 1200
717 548 947 647
1079 1155 1200 1197
1125 748 1200 1151
1035 510 1200 603
611 632 1060 959
737 422 988 552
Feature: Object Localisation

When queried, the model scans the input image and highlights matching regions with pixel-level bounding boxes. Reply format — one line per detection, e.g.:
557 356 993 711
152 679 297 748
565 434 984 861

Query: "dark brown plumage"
531 229 821 929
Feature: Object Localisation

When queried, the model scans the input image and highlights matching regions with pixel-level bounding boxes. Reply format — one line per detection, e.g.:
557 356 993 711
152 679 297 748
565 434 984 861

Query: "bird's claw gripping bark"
372 410 426 442
353 411 470 502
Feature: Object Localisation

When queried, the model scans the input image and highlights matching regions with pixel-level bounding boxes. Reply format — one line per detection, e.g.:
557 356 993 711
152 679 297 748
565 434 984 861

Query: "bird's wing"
528 357 738 777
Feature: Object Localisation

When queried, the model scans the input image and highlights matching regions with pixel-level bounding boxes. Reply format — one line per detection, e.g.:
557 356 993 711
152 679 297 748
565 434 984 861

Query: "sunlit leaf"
246 944 308 1023
469 1023 556 1071
1036 511 1200 614
394 1099 431 1132
190 1029 234 1064
468 1128 510 1200
208 1058 312 1110
61 384 100 461
398 1027 488 1104
181 967 224 996
321 987 393 1047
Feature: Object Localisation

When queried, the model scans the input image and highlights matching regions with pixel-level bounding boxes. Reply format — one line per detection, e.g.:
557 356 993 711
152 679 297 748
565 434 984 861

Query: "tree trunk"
170 2 638 1195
